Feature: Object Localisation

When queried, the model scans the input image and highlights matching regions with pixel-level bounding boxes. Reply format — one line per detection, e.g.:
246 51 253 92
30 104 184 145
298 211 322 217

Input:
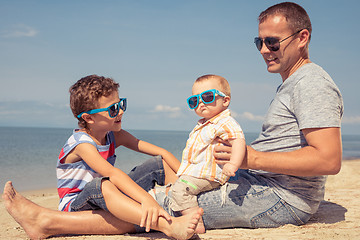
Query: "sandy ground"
1 159 360 240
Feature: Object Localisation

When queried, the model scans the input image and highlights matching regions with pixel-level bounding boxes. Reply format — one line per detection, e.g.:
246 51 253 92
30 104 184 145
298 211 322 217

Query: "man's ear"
298 29 310 48
223 96 231 107
81 113 95 124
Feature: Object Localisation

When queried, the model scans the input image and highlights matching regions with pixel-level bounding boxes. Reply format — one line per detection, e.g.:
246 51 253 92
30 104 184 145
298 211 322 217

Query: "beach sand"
1 159 360 240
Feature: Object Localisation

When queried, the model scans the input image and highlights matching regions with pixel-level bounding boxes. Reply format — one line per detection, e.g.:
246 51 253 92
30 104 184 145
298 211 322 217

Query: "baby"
170 74 246 233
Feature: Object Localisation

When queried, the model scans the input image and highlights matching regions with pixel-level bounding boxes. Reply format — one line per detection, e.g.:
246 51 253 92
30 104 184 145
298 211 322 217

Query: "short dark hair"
258 2 312 40
69 75 119 128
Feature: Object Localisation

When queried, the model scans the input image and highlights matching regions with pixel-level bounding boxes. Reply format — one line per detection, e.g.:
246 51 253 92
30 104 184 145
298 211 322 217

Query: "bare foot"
167 207 204 240
2 181 51 239
182 207 206 234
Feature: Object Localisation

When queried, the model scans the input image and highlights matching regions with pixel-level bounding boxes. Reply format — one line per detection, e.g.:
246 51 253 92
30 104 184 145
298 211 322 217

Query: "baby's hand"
222 162 238 177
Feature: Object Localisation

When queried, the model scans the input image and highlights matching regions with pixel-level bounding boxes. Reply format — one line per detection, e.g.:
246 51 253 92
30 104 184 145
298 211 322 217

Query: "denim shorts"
69 156 164 218
127 155 166 191
129 156 313 230
70 177 109 212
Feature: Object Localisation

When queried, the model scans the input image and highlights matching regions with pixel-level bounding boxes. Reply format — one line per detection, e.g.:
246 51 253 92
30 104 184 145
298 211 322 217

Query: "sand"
1 159 360 240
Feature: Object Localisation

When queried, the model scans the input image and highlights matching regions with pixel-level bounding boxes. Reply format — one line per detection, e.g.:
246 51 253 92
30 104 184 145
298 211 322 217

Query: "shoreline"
6 158 360 193
1 159 360 239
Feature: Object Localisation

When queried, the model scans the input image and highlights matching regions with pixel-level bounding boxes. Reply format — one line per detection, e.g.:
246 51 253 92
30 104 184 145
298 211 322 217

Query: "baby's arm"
222 137 246 177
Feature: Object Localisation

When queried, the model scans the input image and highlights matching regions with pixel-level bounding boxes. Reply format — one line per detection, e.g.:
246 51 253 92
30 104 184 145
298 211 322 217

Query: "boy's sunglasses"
187 89 227 109
77 98 127 119
254 29 303 52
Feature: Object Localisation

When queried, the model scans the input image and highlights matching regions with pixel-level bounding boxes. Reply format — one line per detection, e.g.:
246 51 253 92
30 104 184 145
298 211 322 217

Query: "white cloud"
233 111 265 122
152 105 181 113
1 24 38 38
149 105 183 118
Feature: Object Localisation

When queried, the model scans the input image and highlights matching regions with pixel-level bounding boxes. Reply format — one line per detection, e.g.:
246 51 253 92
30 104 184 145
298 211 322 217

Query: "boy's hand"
222 162 238 177
140 199 171 232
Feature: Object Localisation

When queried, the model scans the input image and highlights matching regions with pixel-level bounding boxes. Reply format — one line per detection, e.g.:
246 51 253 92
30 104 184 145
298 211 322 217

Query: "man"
212 1 343 227
2 2 343 238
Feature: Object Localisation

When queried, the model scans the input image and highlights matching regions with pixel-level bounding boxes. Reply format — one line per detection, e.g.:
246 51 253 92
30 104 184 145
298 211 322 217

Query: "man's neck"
281 58 311 82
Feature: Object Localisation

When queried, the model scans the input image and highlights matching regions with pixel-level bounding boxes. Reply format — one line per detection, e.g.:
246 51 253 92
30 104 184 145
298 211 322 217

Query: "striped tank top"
56 130 116 211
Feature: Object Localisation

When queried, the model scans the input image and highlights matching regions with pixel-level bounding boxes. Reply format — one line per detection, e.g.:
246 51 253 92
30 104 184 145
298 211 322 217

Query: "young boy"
57 74 202 240
169 74 246 233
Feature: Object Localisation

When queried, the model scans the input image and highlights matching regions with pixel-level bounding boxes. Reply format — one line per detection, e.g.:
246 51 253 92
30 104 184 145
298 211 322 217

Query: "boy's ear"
223 96 231 107
81 113 95 124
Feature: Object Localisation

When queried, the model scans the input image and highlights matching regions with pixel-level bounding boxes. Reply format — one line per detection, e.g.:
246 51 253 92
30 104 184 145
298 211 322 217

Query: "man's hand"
214 140 250 170
213 138 232 165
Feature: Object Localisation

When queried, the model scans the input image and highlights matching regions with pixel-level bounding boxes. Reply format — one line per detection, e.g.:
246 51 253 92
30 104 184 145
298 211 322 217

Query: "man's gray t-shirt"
250 63 343 214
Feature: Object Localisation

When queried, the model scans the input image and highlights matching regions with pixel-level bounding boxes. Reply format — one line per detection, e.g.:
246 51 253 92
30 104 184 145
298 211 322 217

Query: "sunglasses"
254 29 303 51
187 89 227 109
77 98 127 119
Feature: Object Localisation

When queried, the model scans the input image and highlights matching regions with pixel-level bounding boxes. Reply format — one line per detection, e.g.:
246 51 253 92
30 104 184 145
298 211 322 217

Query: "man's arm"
215 127 342 176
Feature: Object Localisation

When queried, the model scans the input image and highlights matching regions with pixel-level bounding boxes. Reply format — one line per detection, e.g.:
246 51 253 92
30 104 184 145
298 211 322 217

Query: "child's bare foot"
167 207 204 240
181 207 206 234
2 181 51 239
195 218 206 234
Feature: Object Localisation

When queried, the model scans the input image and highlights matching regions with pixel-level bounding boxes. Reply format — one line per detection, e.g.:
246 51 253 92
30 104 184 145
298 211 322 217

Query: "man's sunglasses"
254 29 303 52
187 89 227 109
77 98 127 119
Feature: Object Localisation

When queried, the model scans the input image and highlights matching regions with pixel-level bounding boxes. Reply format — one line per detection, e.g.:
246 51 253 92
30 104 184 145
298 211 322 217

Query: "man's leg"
127 155 177 191
196 170 312 229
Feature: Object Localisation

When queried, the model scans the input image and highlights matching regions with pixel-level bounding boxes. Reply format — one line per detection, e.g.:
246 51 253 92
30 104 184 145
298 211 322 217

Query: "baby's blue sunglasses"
187 89 227 109
77 98 127 119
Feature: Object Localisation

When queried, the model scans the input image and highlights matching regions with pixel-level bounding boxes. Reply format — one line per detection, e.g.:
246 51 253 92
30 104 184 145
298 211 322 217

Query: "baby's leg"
101 179 203 239
170 176 221 234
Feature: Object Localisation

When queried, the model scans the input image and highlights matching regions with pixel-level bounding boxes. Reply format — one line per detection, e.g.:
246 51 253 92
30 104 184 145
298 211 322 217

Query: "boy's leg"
101 179 203 239
2 181 135 239
3 179 203 240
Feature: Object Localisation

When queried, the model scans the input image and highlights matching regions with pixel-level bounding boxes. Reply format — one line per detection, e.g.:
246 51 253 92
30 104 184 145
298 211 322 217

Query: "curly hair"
69 75 120 128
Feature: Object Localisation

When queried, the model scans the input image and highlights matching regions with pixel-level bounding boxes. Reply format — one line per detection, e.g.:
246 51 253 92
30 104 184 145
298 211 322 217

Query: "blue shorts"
70 155 165 213
70 177 109 212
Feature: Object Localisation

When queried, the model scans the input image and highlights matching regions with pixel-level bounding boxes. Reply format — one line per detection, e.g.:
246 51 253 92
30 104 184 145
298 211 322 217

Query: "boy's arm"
115 130 180 173
137 140 181 173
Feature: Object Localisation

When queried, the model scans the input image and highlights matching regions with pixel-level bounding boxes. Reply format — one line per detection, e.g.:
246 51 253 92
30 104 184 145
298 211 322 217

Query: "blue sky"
0 0 359 134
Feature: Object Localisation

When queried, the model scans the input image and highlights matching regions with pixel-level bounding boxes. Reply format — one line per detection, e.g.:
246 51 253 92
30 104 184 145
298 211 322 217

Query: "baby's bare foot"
2 181 51 239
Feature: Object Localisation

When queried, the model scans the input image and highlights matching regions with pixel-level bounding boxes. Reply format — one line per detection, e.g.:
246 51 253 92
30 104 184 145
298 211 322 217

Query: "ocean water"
0 126 359 192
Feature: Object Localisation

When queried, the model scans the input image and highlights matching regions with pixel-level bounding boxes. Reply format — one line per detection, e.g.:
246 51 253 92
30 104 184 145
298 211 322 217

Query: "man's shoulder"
294 63 331 80
290 63 337 91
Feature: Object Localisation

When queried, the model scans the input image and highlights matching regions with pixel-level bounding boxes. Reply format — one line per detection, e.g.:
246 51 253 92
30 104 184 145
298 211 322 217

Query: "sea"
0 126 359 192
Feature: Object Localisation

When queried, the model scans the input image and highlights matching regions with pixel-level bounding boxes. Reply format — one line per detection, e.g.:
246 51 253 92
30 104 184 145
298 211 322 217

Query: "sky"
0 0 359 135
